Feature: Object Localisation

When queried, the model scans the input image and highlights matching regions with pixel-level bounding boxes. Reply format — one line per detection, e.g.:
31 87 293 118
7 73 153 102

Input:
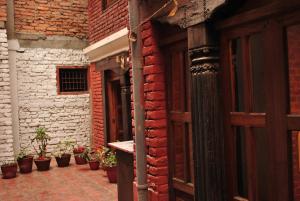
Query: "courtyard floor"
0 159 117 201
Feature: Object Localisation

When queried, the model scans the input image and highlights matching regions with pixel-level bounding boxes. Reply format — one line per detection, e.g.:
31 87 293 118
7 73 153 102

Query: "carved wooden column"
188 23 225 201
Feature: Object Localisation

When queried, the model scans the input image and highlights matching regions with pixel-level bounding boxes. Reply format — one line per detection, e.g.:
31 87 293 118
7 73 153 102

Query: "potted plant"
73 144 87 165
1 161 17 179
102 149 117 183
31 127 51 171
16 146 33 174
81 148 100 170
53 139 74 167
98 146 109 170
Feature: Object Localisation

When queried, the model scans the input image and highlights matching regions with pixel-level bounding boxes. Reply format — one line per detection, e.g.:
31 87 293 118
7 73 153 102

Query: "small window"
102 0 117 10
57 66 88 94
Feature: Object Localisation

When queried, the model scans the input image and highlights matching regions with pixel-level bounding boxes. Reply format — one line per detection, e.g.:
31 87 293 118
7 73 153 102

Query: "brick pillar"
141 21 169 201
89 63 105 149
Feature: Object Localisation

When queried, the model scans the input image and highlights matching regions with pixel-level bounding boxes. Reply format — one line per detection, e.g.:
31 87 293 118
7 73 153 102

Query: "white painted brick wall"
0 29 14 163
16 48 91 154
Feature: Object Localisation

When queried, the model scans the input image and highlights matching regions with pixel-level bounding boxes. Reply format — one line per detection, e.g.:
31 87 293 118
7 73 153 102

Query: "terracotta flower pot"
88 161 100 170
34 157 51 171
73 150 87 165
1 163 17 179
106 166 117 183
55 154 71 167
17 156 33 174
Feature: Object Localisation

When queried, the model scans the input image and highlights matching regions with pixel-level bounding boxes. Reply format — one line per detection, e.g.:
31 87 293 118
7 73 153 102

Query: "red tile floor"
0 159 117 201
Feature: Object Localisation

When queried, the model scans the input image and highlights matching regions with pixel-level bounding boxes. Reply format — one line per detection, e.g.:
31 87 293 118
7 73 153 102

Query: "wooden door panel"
164 37 194 201
222 21 271 201
107 79 117 142
106 71 124 143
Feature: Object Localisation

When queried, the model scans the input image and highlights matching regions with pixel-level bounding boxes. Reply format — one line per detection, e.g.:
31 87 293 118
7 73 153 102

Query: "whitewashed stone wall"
16 48 91 154
0 29 14 163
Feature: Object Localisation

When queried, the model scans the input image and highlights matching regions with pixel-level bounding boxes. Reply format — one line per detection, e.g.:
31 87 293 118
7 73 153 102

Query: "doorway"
105 69 131 143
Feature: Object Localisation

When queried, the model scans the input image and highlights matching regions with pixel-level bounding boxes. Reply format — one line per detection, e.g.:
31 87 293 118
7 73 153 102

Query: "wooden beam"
230 112 266 127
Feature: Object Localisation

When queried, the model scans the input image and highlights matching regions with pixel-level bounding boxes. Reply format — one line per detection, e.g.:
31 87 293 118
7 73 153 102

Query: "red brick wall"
14 0 88 39
88 0 128 44
89 63 105 149
288 24 300 201
0 0 6 22
141 21 169 201
88 0 129 149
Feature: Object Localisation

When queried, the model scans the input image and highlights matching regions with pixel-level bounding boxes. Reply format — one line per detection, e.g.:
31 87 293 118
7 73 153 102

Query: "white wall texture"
0 28 14 163
16 48 91 154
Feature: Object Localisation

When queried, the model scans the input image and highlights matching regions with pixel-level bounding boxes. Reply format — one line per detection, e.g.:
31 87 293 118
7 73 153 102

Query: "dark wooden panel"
164 31 194 201
220 13 291 201
287 115 300 130
106 71 124 142
220 34 236 200
230 112 266 127
264 19 290 201
216 1 300 30
116 150 134 201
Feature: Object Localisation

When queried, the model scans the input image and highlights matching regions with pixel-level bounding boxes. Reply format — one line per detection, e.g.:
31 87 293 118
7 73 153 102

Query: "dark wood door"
222 24 268 201
106 71 124 143
220 9 300 200
164 39 194 201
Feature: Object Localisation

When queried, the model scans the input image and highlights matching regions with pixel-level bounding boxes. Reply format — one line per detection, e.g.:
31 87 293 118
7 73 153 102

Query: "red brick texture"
141 21 169 201
14 0 88 39
87 0 129 148
0 0 6 22
88 0 128 44
288 24 300 201
89 63 105 149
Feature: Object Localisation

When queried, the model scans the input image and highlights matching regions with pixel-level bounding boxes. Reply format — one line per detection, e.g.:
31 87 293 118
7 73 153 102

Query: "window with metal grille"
57 67 88 93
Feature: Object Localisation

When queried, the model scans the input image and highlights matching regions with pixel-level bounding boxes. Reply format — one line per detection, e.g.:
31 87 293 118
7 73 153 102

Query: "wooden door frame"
106 70 122 143
157 24 194 200
219 7 300 201
102 69 132 145
96 52 132 146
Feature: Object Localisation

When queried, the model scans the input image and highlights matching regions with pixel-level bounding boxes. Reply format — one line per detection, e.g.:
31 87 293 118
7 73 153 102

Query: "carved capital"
189 46 219 75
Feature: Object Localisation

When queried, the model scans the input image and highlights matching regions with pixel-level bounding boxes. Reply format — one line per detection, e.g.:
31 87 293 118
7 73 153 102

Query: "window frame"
56 65 90 95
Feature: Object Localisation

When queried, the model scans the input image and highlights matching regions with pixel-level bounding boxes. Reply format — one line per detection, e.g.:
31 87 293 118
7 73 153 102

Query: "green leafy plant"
53 138 75 158
102 149 117 168
16 145 32 160
96 146 109 162
80 148 101 162
31 127 50 159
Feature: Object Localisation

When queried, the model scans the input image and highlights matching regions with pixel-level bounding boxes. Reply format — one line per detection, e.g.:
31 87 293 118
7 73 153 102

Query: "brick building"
84 0 130 149
0 1 300 201
0 0 14 163
127 0 300 201
0 0 90 164
85 0 300 201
